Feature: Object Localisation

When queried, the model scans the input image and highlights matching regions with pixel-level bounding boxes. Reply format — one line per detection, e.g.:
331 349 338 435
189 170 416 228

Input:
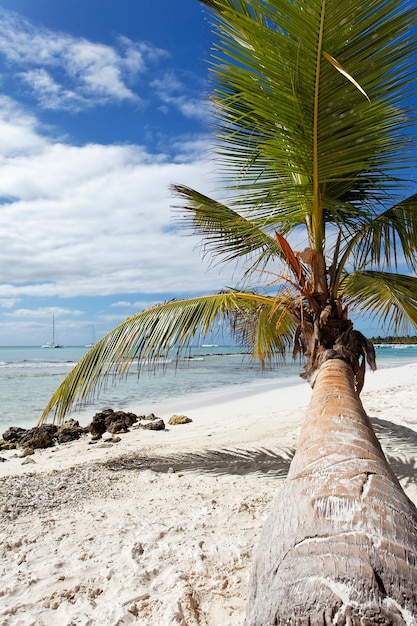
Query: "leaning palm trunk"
246 358 417 625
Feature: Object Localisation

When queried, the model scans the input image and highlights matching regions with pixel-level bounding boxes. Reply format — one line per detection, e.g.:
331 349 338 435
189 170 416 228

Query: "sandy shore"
1 363 417 625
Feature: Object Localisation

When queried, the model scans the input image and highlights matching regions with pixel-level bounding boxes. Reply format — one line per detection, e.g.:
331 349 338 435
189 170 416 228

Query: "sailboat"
41 315 63 348
85 325 96 348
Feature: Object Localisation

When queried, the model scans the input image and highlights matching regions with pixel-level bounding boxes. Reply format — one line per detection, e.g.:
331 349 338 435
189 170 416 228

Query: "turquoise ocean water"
0 343 416 433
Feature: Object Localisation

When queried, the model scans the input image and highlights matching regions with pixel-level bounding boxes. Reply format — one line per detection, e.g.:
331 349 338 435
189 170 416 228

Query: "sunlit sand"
1 363 416 625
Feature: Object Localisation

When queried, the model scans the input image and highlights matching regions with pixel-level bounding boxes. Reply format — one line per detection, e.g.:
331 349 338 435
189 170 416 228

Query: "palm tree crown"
41 0 417 423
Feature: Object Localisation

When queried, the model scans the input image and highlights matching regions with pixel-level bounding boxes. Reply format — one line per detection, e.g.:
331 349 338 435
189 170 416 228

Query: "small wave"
138 358 172 366
0 361 77 369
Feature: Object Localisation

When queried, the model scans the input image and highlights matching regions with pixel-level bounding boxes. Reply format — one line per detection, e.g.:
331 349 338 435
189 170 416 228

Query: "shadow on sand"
103 417 417 484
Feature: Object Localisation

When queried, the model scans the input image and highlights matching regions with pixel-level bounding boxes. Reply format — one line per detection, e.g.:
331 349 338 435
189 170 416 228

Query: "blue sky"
0 0 229 346
0 1 410 346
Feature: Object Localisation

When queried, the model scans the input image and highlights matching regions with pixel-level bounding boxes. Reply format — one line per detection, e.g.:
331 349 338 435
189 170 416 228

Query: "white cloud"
0 96 47 157
110 301 135 308
110 300 161 312
0 297 19 309
19 68 82 110
0 99 239 302
151 72 207 120
0 8 167 110
110 300 155 309
0 8 222 345
5 307 83 319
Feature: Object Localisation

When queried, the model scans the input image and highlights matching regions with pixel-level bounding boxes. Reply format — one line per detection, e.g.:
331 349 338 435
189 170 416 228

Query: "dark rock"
103 436 121 444
119 412 138 427
0 456 8 462
143 413 158 421
63 418 80 428
89 409 138 438
89 411 108 438
19 425 57 449
140 419 165 431
2 426 27 444
107 421 128 434
57 424 84 444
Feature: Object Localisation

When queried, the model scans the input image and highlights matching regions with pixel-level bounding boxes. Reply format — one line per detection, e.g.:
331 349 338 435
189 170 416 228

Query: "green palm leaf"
329 192 417 295
350 193 417 270
205 0 417 234
41 291 295 424
342 271 417 333
172 184 286 271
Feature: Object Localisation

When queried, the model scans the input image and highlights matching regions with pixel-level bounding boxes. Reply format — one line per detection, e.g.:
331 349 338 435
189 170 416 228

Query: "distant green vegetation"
370 336 417 344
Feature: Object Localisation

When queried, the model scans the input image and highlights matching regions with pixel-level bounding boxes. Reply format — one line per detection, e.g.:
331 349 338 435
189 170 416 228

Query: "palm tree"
41 0 417 620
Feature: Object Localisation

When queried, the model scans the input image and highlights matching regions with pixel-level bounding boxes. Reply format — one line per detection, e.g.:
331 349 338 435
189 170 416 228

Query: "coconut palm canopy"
41 0 417 424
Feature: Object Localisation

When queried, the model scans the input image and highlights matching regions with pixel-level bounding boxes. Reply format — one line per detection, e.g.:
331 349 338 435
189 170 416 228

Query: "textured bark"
246 359 417 625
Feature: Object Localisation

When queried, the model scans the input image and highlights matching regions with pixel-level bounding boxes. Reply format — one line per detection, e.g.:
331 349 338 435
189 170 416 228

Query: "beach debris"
168 414 192 425
131 542 145 561
0 464 124 521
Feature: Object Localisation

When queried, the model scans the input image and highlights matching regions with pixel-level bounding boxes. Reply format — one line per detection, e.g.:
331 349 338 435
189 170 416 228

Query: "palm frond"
205 0 417 232
350 193 417 271
342 271 417 334
171 184 286 270
40 291 294 424
330 193 417 294
225 289 297 363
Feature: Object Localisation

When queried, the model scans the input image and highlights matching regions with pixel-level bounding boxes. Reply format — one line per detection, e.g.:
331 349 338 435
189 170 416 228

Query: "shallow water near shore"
0 343 416 432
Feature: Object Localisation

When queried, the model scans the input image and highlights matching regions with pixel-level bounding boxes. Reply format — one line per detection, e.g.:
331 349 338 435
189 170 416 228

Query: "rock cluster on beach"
0 408 193 456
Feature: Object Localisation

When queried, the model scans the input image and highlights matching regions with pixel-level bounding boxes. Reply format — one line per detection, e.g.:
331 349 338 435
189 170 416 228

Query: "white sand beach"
1 363 417 626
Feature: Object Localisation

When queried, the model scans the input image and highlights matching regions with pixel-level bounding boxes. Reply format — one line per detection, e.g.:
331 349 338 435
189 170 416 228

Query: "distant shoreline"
1 338 417 348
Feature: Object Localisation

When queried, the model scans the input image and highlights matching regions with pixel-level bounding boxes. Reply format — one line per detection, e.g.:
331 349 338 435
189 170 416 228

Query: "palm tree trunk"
246 358 417 625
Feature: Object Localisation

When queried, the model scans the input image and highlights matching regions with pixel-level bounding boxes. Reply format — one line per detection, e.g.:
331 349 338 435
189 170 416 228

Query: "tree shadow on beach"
371 417 417 486
104 446 295 478
103 416 417 484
